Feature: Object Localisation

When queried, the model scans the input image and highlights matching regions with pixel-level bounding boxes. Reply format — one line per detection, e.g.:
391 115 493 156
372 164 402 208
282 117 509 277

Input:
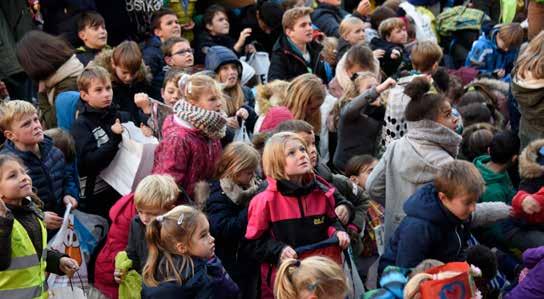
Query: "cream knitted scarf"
174 100 227 139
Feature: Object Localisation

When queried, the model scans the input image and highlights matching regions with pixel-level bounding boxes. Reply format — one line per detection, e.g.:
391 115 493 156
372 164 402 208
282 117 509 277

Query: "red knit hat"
259 106 294 133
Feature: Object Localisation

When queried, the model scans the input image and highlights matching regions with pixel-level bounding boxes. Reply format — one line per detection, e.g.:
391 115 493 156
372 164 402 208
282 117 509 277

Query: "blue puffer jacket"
142 35 164 99
379 183 471 274
0 136 78 212
465 28 519 77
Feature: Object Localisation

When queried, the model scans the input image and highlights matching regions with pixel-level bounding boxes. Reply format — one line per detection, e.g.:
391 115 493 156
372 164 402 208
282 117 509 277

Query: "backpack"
436 5 489 37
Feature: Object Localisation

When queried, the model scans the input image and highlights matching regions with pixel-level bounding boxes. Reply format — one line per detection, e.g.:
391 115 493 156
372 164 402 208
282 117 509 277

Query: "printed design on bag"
64 220 83 266
92 127 110 148
439 281 466 299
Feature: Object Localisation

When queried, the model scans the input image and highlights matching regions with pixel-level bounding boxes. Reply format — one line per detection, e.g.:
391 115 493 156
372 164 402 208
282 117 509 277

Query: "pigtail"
142 218 163 287
274 259 300 299
404 77 431 101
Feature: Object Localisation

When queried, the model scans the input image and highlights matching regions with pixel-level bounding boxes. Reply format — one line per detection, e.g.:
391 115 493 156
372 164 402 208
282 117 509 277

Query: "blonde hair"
339 17 365 39
256 80 289 115
320 36 338 66
514 31 544 80
282 6 313 31
263 132 311 181
274 257 348 299
285 74 325 130
434 160 485 199
0 100 38 131
77 65 111 92
215 142 260 180
134 175 179 211
142 205 204 287
410 41 443 73
378 17 405 39
179 73 223 106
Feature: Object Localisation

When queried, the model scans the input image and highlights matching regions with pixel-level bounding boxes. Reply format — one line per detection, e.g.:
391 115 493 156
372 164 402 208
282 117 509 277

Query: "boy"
0 100 78 227
70 66 130 217
474 131 544 251
142 8 181 99
161 36 194 71
370 17 410 77
311 0 348 38
465 23 524 79
76 11 109 66
268 7 328 82
379 160 511 274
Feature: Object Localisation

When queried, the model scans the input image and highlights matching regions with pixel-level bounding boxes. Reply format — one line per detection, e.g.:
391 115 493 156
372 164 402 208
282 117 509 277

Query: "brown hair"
77 11 105 32
497 23 524 50
161 37 190 57
410 41 443 73
404 77 448 122
285 74 325 131
513 31 544 80
134 175 179 211
378 17 405 39
215 142 260 180
344 154 378 178
77 65 111 92
263 132 311 181
275 119 314 135
0 154 43 208
162 70 184 89
16 31 74 81
203 4 228 27
179 73 223 105
112 41 143 75
44 128 77 163
151 8 177 31
434 160 485 198
320 36 338 66
370 6 397 30
274 257 348 299
282 6 313 31
344 43 380 76
142 205 204 287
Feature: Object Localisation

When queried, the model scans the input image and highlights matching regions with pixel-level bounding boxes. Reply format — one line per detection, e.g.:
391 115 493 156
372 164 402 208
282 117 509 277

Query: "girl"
0 155 79 297
204 142 262 299
205 46 258 142
366 77 461 243
285 74 326 132
152 74 226 200
274 257 348 299
337 17 366 60
141 205 239 298
254 80 291 133
245 132 350 298
16 31 84 129
511 31 544 149
331 73 395 171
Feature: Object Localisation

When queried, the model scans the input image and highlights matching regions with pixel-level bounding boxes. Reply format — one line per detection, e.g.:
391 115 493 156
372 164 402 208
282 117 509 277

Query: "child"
253 80 291 133
0 101 79 229
504 246 544 299
311 0 348 38
285 74 326 132
152 74 226 199
460 123 498 161
274 256 348 299
519 139 544 193
204 142 262 299
0 155 79 296
91 41 152 125
337 17 366 60
70 66 131 217
465 23 524 79
379 160 509 274
134 70 182 139
161 37 194 71
94 175 178 299
245 132 350 298
76 11 109 66
332 74 395 171
370 17 409 77
141 205 239 298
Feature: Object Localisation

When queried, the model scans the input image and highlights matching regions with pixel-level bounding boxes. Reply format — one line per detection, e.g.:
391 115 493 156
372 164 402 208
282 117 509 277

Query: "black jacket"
370 37 410 77
112 79 149 126
236 5 282 54
126 216 148 272
76 46 103 66
141 36 164 100
311 3 348 38
268 35 328 83
194 31 237 65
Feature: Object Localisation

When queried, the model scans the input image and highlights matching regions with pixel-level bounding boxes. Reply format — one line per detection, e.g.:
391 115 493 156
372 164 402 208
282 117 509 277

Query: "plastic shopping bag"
116 251 142 299
233 120 251 143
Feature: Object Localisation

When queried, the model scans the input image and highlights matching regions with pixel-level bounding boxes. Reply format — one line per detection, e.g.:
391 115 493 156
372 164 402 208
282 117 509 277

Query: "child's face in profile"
345 24 365 45
137 207 168 226
0 160 33 202
286 15 313 45
187 214 215 259
439 191 477 220
207 11 230 35
81 78 113 109
295 131 318 168
79 24 108 50
350 160 377 189
155 14 181 40
387 26 408 44
435 101 458 131
284 138 312 178
191 89 223 112
6 112 44 147
168 41 194 68
113 64 137 85
161 81 180 107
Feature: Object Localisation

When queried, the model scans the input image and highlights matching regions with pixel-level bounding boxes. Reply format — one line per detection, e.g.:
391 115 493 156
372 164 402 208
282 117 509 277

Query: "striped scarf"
174 100 227 139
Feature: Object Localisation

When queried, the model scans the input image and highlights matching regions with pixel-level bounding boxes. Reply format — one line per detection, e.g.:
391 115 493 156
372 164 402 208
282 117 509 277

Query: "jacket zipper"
297 196 305 218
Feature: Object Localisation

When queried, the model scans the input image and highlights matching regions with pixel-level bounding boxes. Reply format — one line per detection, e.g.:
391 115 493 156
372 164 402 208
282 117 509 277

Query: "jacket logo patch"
92 127 110 148
314 216 325 225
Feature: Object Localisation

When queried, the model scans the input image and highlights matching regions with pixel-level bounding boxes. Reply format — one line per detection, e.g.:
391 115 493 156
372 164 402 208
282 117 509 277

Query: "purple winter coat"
505 246 544 299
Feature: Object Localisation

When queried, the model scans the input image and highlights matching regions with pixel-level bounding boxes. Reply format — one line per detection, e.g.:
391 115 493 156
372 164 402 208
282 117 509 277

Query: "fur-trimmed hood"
519 139 544 179
90 48 152 85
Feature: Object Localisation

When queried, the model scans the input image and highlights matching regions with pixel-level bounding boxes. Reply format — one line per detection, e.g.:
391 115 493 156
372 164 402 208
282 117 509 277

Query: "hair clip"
156 215 164 223
177 213 185 225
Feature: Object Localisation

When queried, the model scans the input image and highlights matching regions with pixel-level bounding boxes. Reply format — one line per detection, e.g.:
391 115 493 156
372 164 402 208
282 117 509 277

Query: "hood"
489 28 500 50
142 258 208 297
404 184 462 225
474 155 510 184
312 3 344 20
108 193 135 221
519 139 544 179
90 48 152 85
204 45 242 75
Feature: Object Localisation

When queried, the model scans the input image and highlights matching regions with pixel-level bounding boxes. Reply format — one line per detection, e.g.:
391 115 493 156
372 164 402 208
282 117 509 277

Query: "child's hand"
134 93 152 114
236 108 249 120
44 211 63 229
63 195 78 209
226 117 240 129
522 195 541 215
140 123 154 137
376 78 396 93
336 231 351 249
280 246 297 263
495 69 506 78
373 49 385 59
390 49 401 60
59 257 79 277
245 43 257 54
181 20 195 30
238 28 252 45
335 205 350 225
356 0 372 16
114 268 125 284
111 119 124 135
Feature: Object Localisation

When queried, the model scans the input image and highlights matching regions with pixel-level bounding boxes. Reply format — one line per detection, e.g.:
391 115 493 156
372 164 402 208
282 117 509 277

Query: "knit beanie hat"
259 106 294 132
258 1 284 31
205 46 243 76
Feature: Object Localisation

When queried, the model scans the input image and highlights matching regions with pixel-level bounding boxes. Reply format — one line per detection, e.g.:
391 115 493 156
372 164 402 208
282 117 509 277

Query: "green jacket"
474 155 516 205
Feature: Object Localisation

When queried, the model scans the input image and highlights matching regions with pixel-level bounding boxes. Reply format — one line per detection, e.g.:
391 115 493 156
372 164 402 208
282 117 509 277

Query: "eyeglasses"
173 48 194 56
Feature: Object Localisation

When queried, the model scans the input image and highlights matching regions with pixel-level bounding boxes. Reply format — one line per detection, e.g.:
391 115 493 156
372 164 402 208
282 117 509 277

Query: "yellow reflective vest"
0 217 48 298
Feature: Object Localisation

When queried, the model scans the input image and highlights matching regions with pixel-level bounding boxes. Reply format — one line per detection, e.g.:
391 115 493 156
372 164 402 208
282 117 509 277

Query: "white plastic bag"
48 286 87 299
343 248 365 299
241 52 271 84
233 120 251 143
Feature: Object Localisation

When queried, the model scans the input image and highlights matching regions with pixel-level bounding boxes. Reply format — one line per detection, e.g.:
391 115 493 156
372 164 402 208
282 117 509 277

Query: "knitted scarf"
42 55 84 105
219 178 261 207
174 100 227 139
406 119 462 158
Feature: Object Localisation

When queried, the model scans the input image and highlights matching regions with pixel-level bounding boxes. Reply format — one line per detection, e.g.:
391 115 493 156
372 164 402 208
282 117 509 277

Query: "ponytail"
142 218 163 287
274 259 300 299
404 77 446 122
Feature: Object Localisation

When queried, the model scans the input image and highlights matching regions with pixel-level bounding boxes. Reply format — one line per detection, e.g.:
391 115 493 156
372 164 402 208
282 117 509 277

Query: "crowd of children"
2 0 544 298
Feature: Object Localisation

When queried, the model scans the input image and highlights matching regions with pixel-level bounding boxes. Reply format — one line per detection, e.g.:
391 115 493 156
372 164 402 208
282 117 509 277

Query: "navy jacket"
379 183 471 273
142 36 164 99
311 4 348 38
0 136 78 213
465 28 519 78
141 257 239 299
